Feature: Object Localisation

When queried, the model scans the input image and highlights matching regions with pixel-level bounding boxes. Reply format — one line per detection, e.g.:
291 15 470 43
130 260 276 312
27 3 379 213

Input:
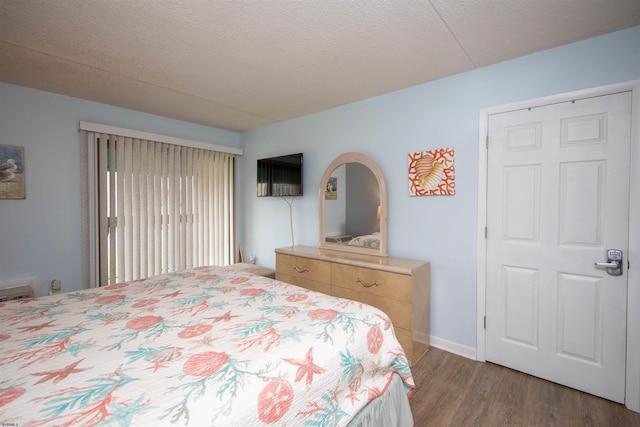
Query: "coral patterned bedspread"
0 265 414 426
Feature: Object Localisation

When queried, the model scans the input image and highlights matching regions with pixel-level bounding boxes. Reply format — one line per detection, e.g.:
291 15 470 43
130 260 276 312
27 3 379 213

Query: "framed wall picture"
408 147 455 196
0 145 25 199
325 176 337 200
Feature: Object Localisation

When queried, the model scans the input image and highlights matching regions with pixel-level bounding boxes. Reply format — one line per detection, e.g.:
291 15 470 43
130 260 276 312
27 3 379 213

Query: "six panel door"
486 92 632 403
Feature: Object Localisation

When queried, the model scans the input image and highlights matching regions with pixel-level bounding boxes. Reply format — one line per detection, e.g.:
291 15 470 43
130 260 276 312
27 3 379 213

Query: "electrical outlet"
50 279 61 295
249 255 256 264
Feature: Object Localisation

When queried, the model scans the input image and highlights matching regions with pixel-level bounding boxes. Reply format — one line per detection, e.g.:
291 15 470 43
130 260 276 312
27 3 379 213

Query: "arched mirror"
319 152 388 257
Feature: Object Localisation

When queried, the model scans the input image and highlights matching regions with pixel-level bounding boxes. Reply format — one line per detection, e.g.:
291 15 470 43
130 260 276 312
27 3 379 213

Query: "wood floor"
408 347 640 426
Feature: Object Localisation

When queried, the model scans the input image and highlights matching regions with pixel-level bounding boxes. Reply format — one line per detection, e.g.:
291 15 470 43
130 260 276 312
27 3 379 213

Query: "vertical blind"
82 129 237 287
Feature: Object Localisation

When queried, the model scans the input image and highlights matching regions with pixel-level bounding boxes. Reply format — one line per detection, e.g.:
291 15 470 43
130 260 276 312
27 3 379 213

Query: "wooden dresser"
275 245 430 364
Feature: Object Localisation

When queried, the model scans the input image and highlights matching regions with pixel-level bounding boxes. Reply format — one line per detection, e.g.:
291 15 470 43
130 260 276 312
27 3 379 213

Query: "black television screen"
257 153 303 197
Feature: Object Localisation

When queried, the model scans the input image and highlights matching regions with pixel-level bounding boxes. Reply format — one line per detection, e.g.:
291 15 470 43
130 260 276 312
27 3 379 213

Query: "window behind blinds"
81 128 237 287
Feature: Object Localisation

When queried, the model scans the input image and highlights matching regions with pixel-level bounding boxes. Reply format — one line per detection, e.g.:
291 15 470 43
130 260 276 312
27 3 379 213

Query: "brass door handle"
357 278 380 288
293 265 310 273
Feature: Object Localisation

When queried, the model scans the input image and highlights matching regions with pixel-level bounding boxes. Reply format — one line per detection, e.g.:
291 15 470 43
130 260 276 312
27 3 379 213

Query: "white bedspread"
0 265 414 426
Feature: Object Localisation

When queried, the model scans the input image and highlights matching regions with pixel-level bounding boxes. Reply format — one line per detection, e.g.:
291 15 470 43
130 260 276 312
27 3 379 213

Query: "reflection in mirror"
324 164 379 238
323 164 346 236
319 152 388 257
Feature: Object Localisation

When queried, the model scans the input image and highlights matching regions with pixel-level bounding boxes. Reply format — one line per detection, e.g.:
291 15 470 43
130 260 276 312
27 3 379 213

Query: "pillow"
347 234 380 249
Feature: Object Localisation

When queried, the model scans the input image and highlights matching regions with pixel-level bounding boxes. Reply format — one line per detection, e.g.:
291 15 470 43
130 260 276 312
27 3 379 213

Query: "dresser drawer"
332 263 411 303
330 285 414 361
276 254 332 284
331 286 412 330
276 272 331 295
359 293 412 331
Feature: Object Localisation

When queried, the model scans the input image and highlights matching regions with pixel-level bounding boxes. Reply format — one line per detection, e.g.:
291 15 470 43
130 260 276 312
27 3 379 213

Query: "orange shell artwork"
408 148 455 196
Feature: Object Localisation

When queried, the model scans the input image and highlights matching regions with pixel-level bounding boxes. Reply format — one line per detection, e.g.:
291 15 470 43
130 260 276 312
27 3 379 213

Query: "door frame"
476 80 640 411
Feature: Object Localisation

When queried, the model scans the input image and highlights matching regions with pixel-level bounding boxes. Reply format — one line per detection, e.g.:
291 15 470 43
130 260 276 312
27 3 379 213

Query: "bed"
346 234 381 249
325 233 381 249
0 265 414 426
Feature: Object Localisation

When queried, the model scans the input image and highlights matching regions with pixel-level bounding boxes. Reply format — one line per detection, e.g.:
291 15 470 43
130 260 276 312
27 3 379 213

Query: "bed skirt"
347 373 414 427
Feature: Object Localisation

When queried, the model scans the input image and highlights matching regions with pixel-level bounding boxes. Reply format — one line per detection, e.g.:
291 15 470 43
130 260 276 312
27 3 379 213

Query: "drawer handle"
357 278 380 288
293 265 310 273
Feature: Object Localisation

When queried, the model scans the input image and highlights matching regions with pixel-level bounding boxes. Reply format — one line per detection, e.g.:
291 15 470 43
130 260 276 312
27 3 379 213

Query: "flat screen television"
257 153 303 197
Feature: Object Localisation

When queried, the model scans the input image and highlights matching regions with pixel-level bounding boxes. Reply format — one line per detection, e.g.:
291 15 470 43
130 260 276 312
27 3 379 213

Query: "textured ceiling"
1 1 639 132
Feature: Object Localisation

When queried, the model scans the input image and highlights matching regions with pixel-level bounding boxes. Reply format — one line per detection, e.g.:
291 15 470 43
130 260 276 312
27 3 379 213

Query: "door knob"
594 261 619 268
594 249 623 276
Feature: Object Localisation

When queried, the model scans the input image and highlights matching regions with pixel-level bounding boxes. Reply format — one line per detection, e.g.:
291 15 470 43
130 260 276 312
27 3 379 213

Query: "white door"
486 91 632 403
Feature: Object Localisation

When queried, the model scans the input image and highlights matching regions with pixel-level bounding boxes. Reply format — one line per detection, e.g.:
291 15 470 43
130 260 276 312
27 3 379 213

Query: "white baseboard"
429 335 477 360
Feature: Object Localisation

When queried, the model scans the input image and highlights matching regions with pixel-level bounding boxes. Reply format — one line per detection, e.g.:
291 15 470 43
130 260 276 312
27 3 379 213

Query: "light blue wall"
0 83 239 296
240 26 640 349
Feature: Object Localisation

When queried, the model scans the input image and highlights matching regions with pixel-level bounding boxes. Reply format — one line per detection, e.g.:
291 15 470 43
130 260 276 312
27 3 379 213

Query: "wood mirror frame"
318 152 388 257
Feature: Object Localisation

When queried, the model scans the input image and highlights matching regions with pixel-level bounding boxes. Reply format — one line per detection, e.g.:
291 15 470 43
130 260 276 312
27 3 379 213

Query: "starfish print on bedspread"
31 358 91 385
17 320 58 332
283 347 326 389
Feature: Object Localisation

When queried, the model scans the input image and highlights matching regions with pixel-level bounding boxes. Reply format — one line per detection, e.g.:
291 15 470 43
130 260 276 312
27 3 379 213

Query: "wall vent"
0 285 34 301
0 277 38 299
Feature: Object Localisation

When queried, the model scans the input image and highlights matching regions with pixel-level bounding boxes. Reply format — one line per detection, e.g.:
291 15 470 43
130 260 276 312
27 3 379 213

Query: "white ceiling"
1 1 639 132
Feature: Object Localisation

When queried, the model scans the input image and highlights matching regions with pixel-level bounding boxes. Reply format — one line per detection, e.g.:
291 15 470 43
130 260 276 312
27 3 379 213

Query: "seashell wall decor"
408 148 455 196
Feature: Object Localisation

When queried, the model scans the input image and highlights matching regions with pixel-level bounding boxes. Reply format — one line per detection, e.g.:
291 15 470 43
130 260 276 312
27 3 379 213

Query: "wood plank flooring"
408 347 640 426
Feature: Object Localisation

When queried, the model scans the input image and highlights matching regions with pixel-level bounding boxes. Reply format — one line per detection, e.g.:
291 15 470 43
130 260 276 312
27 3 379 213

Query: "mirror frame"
318 152 388 257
